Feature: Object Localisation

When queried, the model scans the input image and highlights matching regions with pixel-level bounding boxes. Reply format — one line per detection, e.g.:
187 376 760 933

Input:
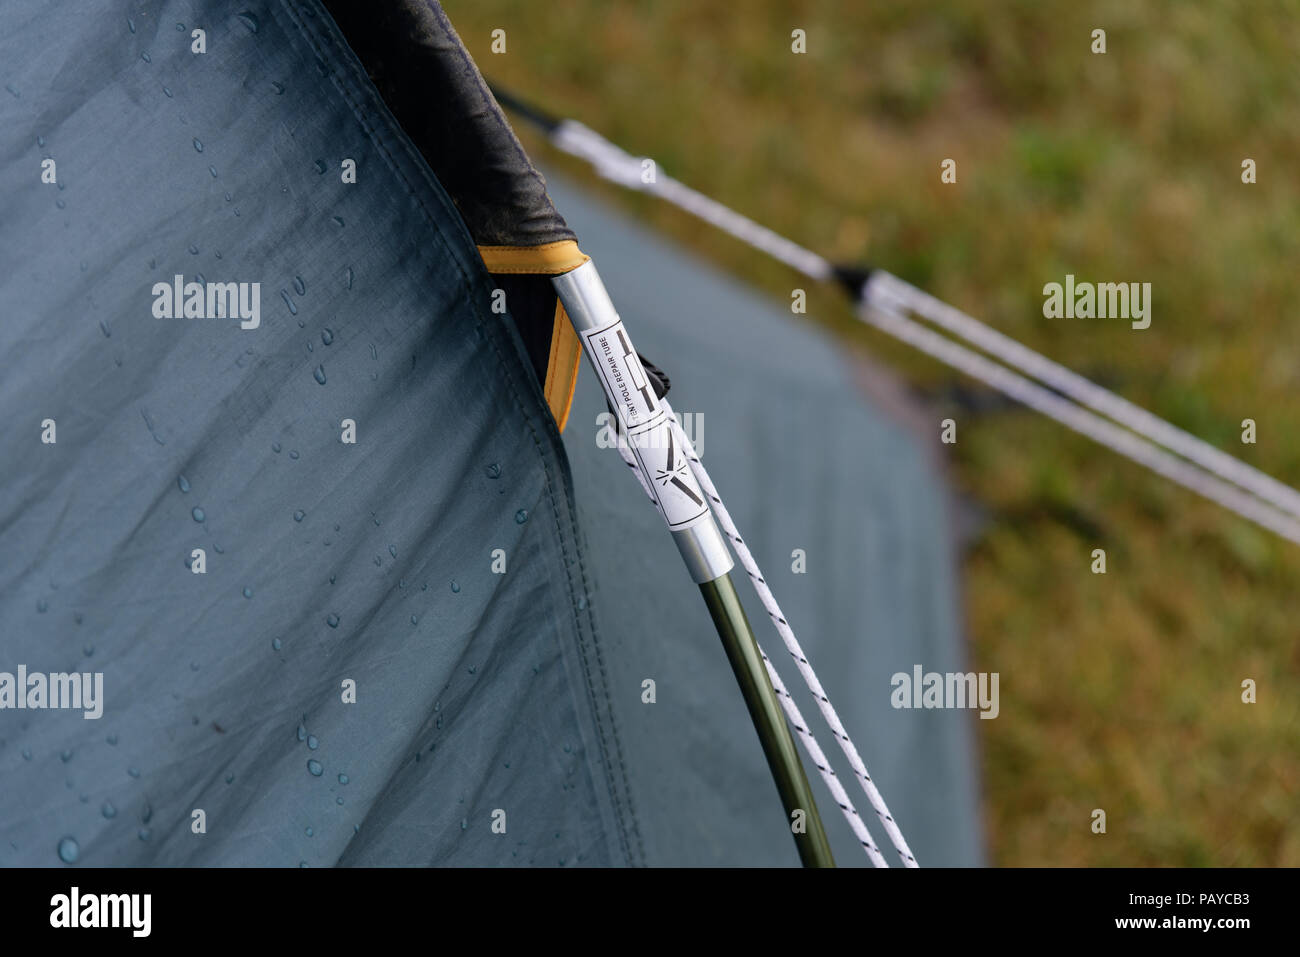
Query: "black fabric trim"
493 274 557 392
320 0 575 248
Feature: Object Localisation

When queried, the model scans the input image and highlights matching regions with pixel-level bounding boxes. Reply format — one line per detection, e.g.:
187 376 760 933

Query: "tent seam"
284 0 644 865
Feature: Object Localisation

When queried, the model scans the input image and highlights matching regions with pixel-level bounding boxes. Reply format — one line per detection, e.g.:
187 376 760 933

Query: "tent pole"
553 260 834 867
699 575 835 867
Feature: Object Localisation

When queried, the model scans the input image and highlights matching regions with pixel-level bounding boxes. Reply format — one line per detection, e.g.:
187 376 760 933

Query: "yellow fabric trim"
477 240 589 275
543 301 582 433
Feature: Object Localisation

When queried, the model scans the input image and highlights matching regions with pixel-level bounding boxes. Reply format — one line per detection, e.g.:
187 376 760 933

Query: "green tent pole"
553 261 834 868
699 575 835 867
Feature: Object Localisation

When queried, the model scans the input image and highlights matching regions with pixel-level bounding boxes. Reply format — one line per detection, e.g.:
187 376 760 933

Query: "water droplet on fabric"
336 797 344 805
37 599 48 613
272 442 281 453
321 328 333 346
293 509 305 522
307 735 318 751
485 463 501 479
192 137 203 152
60 749 72 763
297 723 307 742
192 507 206 522
107 734 118 746
280 289 297 315
237 11 260 33
449 581 460 594
515 509 528 524
272 80 285 94
388 544 397 558
272 637 282 651
305 826 314 837
410 615 418 625
177 475 190 493
242 587 253 599
348 268 356 290
57 837 79 864
188 244 199 255
140 52 152 63
326 613 339 628
313 159 326 174
127 17 136 33
338 773 349 785
225 773 235 784
208 165 218 178
162 85 173 98
102 801 117 819
307 760 322 776
313 365 326 385
127 767 141 778
331 216 344 227
138 828 151 842
293 275 306 295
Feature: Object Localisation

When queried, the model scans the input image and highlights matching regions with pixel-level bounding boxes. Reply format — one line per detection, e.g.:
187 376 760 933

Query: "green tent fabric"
0 0 982 866
0 0 634 867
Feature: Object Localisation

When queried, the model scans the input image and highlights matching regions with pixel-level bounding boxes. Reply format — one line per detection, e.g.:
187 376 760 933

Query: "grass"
444 0 1300 865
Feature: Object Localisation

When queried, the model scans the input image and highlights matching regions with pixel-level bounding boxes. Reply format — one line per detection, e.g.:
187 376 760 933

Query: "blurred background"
446 0 1300 865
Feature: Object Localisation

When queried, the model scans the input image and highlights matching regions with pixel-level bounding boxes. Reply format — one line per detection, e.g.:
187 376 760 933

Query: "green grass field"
445 0 1300 865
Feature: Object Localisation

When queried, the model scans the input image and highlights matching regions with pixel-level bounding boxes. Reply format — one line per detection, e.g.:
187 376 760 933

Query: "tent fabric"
551 174 985 866
0 0 982 868
0 0 637 867
318 1 589 431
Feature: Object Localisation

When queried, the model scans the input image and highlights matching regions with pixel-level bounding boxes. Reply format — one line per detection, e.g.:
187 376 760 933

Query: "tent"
0 0 981 866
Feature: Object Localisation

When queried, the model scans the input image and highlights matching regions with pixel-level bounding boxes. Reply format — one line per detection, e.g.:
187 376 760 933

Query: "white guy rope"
610 422 892 866
543 112 1300 545
867 272 1300 521
861 299 1300 546
553 121 836 282
661 400 920 867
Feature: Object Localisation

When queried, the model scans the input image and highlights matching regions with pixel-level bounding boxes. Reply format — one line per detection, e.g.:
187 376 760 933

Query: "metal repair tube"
553 260 834 868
